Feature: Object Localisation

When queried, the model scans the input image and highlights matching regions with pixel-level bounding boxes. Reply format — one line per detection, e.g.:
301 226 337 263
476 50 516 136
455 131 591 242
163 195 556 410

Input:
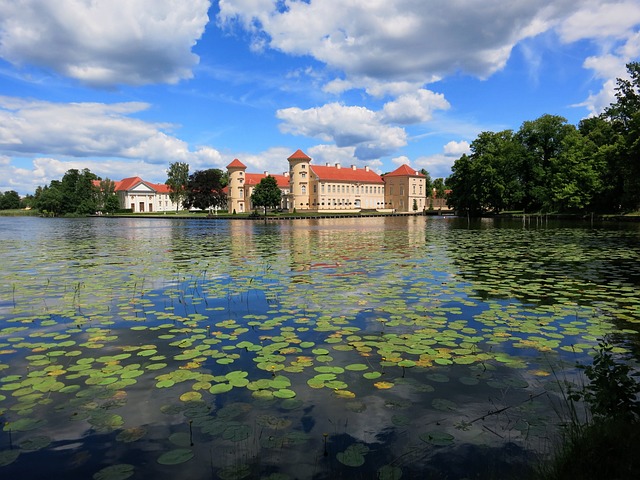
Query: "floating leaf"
419 431 454 446
157 448 194 465
93 464 135 480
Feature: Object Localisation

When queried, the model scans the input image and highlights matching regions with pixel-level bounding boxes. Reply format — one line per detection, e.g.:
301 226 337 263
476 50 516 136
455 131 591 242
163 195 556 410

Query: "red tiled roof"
245 173 290 188
111 177 172 193
227 158 247 169
385 164 425 177
288 149 311 160
310 165 384 184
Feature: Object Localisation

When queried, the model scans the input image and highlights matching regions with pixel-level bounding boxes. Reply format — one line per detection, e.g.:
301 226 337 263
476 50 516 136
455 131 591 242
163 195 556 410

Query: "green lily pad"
419 430 455 446
157 448 194 465
93 464 135 480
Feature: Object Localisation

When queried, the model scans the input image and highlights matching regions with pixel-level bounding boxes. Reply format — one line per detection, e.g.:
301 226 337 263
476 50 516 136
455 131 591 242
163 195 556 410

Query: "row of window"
313 183 384 195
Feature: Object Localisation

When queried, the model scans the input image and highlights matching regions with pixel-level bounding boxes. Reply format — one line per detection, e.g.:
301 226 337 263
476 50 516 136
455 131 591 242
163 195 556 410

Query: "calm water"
1 216 639 479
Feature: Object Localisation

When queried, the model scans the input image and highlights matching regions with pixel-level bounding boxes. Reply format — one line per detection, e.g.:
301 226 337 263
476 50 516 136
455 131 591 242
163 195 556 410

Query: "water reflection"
0 216 639 479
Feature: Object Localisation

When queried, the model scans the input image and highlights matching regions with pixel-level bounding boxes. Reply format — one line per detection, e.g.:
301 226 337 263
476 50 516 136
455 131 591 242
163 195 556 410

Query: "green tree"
446 154 483 216
60 168 98 215
432 178 446 198
165 162 189 212
546 128 605 212
184 169 226 211
36 183 64 216
0 190 21 210
419 168 433 194
96 178 120 214
602 62 640 211
516 114 575 211
251 176 282 216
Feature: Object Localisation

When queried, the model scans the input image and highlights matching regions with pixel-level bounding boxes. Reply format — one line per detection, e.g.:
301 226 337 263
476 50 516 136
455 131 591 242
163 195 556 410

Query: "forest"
446 62 640 216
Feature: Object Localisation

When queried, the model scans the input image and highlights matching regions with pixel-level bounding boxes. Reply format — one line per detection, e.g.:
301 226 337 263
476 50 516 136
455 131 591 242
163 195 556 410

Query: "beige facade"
226 149 433 214
226 159 290 213
383 165 428 212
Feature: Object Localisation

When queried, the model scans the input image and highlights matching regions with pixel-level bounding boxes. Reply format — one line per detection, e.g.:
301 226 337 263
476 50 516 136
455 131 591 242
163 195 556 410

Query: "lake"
1 216 639 479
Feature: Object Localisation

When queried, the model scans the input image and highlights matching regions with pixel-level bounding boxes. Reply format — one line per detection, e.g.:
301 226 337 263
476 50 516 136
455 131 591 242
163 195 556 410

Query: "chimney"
335 163 341 169
264 171 269 176
351 165 357 170
326 162 331 167
365 166 370 172
283 172 289 177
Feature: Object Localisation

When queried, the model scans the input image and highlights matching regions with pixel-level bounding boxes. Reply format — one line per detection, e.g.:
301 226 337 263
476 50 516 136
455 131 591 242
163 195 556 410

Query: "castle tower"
287 149 312 212
226 158 247 213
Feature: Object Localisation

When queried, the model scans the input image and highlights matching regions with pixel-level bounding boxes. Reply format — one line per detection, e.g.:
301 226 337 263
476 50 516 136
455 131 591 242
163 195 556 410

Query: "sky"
1 0 639 196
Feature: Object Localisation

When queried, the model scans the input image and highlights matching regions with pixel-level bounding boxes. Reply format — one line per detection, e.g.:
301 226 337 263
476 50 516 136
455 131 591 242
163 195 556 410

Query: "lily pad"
157 448 194 465
93 464 135 480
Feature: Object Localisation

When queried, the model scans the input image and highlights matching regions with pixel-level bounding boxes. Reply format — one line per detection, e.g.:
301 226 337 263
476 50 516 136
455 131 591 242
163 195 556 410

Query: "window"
302 164 306 169
240 188 243 198
412 184 416 194
313 184 317 193
302 185 306 194
321 184 325 193
301 172 306 178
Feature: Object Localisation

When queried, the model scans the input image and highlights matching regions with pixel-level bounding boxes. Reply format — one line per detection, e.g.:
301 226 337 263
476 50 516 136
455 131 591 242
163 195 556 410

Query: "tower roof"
227 158 247 169
288 149 311 161
385 164 425 177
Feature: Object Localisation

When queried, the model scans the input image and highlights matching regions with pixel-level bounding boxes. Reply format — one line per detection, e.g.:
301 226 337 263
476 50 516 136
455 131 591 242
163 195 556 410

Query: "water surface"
1 216 639 479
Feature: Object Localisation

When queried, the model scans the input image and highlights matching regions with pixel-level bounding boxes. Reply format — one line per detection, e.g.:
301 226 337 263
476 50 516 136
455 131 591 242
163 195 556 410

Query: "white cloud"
391 155 411 166
218 0 577 93
0 0 211 87
443 140 471 157
276 102 407 159
0 96 223 165
558 1 640 42
307 144 356 165
381 89 450 125
415 140 472 179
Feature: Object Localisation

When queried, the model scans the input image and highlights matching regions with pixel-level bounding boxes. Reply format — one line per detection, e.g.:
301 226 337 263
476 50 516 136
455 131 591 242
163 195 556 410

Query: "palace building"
227 149 428 214
103 149 431 214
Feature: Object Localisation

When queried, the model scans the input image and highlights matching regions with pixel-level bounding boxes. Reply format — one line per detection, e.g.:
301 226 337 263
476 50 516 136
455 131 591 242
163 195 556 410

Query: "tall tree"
251 176 282 216
419 168 433 194
166 162 189 212
0 190 21 210
96 178 120 214
432 178 446 199
184 169 226 211
602 62 640 211
516 114 575 211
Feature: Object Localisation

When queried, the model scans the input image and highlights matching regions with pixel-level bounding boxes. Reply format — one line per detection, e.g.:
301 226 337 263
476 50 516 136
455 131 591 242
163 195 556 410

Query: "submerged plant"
569 337 640 422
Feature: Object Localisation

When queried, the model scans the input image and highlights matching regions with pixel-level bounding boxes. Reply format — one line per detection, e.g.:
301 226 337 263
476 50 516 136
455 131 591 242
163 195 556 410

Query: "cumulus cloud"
0 96 223 165
276 102 407 159
443 140 471 157
218 0 577 92
381 89 450 124
0 0 210 87
414 140 472 179
219 1 640 118
0 96 232 194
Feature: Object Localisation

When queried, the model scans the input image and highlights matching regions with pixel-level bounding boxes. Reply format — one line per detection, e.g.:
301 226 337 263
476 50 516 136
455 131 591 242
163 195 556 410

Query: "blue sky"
1 0 639 195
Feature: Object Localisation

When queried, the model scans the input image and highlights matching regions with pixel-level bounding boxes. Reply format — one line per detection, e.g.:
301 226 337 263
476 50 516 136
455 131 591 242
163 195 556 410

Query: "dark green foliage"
251 175 282 215
447 62 640 215
165 162 189 211
570 339 640 422
35 168 98 216
542 338 640 480
184 168 226 211
96 178 120 214
0 190 21 209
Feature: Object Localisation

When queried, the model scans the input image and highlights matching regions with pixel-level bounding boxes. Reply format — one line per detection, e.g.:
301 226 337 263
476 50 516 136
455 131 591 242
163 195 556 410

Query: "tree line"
446 62 640 216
